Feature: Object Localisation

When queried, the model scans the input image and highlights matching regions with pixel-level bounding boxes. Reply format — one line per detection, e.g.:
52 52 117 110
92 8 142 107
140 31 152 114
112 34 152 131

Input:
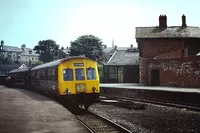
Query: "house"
0 43 39 65
136 14 200 87
103 45 139 83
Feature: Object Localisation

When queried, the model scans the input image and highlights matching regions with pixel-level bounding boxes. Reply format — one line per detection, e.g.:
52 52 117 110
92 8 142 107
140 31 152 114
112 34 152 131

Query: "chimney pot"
182 14 187 27
159 14 167 28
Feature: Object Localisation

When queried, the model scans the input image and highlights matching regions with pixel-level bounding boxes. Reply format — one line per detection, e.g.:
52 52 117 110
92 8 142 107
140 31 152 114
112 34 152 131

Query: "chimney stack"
1 40 4 48
159 15 167 28
130 44 133 48
182 14 187 27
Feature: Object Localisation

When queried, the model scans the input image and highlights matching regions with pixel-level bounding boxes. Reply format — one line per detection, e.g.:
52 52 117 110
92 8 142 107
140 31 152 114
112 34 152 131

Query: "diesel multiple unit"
7 56 100 109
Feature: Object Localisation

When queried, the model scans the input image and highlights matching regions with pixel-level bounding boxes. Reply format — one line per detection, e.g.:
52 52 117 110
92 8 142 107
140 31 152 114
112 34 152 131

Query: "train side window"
75 68 85 80
52 69 55 75
86 68 96 80
52 68 57 81
48 69 51 76
63 69 73 81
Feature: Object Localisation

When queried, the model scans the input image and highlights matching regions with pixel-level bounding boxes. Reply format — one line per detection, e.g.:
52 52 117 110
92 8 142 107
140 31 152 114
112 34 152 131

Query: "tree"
32 60 44 67
61 46 64 50
21 44 26 51
0 53 13 65
69 35 103 61
33 39 59 63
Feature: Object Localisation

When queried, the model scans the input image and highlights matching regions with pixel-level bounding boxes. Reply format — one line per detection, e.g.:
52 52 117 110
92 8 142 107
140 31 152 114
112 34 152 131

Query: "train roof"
31 56 88 71
9 67 32 73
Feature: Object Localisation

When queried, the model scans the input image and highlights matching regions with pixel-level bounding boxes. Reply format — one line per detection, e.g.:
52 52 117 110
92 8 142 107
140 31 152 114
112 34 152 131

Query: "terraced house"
0 41 39 65
136 15 200 87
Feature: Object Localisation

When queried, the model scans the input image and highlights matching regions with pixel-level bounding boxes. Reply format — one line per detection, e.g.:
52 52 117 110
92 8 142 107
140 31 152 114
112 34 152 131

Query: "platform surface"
100 83 200 93
0 85 89 133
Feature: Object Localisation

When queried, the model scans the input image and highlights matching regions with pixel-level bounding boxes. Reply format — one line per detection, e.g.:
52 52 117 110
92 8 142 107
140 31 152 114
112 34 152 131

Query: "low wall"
100 87 200 108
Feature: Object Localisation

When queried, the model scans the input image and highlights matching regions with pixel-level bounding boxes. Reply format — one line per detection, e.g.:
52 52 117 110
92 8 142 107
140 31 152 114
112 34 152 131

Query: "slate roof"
103 47 115 54
62 48 70 54
3 46 22 52
135 26 200 38
9 67 32 73
20 48 39 56
2 45 39 56
106 49 139 66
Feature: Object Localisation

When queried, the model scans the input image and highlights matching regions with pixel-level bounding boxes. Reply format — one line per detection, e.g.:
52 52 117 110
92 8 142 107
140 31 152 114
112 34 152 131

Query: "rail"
74 107 132 133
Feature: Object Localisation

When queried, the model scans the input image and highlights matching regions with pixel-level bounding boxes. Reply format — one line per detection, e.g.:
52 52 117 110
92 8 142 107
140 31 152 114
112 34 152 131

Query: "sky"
0 0 200 49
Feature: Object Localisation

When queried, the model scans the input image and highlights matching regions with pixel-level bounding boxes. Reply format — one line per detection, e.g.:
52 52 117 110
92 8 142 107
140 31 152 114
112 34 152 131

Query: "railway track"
100 94 200 111
72 107 132 133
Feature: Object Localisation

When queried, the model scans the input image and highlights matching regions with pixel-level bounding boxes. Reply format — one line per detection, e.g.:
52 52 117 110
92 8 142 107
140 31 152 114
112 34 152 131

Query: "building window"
118 67 123 83
108 67 117 79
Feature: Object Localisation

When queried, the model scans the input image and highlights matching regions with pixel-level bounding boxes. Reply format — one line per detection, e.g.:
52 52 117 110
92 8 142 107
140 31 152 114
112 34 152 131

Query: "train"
6 56 100 110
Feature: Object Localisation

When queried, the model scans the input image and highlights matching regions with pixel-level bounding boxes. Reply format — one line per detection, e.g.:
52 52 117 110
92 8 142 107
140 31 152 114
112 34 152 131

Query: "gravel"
88 102 200 133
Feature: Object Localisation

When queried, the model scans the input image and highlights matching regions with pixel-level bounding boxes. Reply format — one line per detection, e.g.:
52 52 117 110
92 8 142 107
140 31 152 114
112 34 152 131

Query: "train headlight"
82 84 85 92
66 88 71 95
92 87 96 92
76 85 80 92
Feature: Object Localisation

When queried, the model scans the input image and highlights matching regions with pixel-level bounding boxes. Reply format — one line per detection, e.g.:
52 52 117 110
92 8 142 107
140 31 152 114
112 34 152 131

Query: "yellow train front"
30 56 100 109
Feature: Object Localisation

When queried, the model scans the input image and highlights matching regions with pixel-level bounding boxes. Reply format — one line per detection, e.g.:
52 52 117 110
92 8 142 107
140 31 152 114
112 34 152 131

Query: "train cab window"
75 68 85 80
63 69 73 81
86 68 96 80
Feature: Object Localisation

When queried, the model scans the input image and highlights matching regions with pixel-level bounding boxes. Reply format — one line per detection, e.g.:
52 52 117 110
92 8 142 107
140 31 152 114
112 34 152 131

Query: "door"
151 70 160 86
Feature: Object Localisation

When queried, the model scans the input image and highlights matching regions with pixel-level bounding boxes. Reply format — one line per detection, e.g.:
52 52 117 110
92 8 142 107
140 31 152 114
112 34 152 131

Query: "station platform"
100 83 200 109
0 85 89 133
100 83 200 93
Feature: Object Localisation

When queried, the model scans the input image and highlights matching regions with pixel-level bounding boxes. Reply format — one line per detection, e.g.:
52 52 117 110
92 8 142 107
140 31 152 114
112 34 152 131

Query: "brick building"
136 15 200 87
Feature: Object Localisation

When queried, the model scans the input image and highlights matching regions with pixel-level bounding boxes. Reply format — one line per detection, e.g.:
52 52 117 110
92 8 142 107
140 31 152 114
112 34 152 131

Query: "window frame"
63 68 74 81
75 68 85 81
86 67 96 80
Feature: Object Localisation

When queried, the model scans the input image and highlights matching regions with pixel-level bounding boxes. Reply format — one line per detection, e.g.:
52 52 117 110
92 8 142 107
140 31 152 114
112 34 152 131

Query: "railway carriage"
7 56 100 109
8 67 31 87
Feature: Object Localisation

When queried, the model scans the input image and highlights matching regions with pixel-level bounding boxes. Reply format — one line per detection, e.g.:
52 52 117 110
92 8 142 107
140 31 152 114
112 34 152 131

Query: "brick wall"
154 49 183 59
147 56 200 87
139 57 148 85
140 39 183 58
138 38 200 87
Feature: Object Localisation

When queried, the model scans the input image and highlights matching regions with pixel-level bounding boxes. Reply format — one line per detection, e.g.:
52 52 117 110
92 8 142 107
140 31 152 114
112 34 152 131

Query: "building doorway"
151 70 160 86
